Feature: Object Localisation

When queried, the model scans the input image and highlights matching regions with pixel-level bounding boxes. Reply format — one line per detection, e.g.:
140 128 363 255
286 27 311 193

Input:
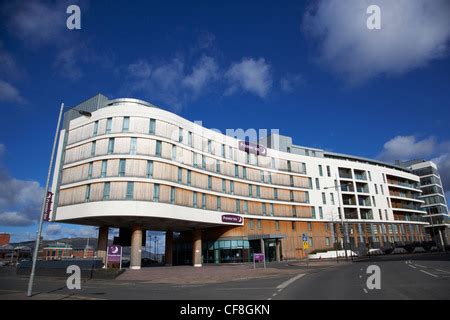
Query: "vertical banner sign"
43 191 53 221
107 245 122 268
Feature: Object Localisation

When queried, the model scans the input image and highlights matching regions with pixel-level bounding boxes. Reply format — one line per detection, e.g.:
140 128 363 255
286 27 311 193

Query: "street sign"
303 241 309 250
253 253 266 269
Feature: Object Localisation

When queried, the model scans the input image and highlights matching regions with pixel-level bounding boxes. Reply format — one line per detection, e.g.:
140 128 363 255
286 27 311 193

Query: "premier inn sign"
238 140 267 156
221 214 243 224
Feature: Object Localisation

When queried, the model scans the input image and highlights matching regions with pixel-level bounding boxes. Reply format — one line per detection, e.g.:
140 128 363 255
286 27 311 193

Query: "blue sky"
0 0 449 243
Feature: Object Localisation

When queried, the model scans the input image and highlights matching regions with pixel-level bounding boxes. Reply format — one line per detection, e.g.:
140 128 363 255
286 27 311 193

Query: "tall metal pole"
27 103 65 297
335 172 349 261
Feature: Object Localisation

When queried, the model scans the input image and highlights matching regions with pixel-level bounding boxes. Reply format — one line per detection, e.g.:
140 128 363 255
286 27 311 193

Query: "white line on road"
419 269 438 278
363 288 368 294
413 263 427 268
435 269 450 274
408 265 417 269
276 274 305 290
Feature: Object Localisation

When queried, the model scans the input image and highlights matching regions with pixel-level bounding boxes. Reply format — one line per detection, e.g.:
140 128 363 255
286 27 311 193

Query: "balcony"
387 175 420 189
342 194 356 206
391 201 424 211
360 209 373 220
344 208 358 219
338 168 352 179
389 189 421 200
340 182 355 192
356 182 369 193
358 196 372 207
354 170 367 181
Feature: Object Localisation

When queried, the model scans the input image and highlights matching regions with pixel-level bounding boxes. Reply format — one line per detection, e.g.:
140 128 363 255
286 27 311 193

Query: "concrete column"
130 225 143 270
97 226 108 264
165 231 173 266
275 239 281 261
260 238 265 256
192 229 202 267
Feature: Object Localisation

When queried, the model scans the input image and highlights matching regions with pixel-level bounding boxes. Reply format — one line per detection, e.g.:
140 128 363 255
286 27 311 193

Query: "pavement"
0 253 448 300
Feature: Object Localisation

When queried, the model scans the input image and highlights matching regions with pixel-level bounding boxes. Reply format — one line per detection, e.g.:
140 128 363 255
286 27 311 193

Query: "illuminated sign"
221 214 243 224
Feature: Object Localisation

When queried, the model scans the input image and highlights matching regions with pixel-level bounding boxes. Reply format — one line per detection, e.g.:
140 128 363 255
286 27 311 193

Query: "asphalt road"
0 253 449 300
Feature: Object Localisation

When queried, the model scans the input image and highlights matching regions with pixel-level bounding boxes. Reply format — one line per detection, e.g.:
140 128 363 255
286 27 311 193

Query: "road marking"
363 288 368 294
272 293 277 297
419 269 438 278
267 297 272 300
408 265 417 269
276 274 305 290
413 263 427 268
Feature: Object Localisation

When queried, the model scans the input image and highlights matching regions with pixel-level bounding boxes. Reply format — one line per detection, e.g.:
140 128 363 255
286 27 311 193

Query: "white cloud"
0 80 25 103
378 135 450 197
280 73 305 93
225 58 272 98
182 56 219 96
378 135 436 162
302 0 450 84
0 170 44 226
123 55 219 109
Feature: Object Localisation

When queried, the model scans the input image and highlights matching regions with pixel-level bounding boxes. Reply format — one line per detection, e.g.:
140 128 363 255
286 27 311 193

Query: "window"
315 178 320 190
243 167 247 179
126 182 134 200
235 165 239 178
271 158 276 169
275 221 280 231
178 127 183 143
130 137 137 155
187 170 192 186
155 140 162 157
236 199 241 213
267 172 271 184
274 188 278 200
290 176 294 187
292 221 296 230
193 192 198 208
257 219 262 229
216 160 220 173
384 209 388 220
290 190 294 201
270 203 274 216
202 155 206 169
302 163 307 174
330 193 335 205
171 145 176 160
380 185 384 195
382 173 386 183
222 179 226 193
122 117 129 132
229 146 233 160
91 141 96 156
88 162 93 179
246 153 250 164
208 139 212 153
178 168 182 183
103 182 110 200
308 222 312 231
326 166 331 177
319 207 323 219
146 160 153 178
319 165 323 176
208 176 212 190
248 185 253 197
93 121 99 136
85 184 91 201
322 192 326 205
230 181 234 194
188 131 192 147
293 206 297 217
312 207 316 219
386 197 390 208
325 237 330 246
107 138 115 154
193 153 198 167
153 184 160 202
368 171 372 182
374 184 378 194
372 196 376 206
262 203 267 216
309 237 314 247
202 193 206 209
287 160 292 172
249 219 254 229
101 160 107 178
106 118 112 133
287 147 291 153
244 200 248 213
217 196 221 211
119 159 126 177
170 187 176 204
256 185 260 198
149 119 156 134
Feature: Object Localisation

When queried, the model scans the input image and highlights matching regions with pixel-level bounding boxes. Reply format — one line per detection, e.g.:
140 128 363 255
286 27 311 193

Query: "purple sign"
254 253 265 262
222 214 243 224
107 245 122 263
238 141 267 156
43 191 53 221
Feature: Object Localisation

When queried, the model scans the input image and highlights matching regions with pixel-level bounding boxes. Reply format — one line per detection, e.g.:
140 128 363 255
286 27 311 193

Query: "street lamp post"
27 105 91 297
324 174 351 261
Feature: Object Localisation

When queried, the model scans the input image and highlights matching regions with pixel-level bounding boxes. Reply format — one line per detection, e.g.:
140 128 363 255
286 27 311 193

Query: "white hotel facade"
50 94 433 268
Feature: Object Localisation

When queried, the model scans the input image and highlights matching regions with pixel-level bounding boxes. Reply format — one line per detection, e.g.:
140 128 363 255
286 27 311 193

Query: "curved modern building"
50 94 430 269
